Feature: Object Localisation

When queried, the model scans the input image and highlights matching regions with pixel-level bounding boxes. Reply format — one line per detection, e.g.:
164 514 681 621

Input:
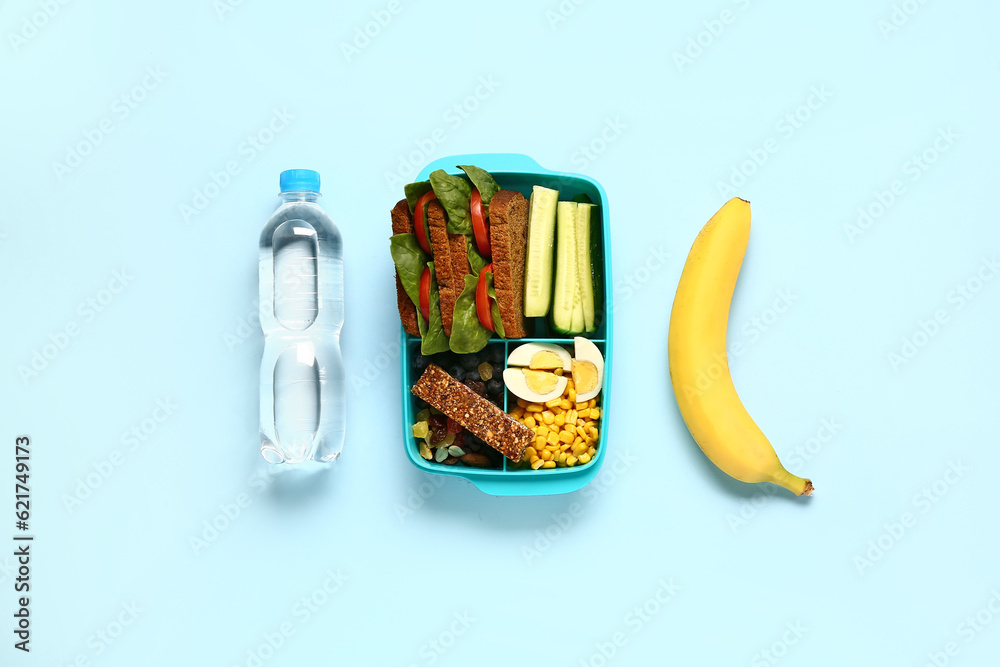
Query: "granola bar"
411 364 531 462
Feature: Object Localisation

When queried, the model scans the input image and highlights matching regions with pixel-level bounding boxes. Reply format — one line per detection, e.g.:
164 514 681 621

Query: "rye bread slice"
427 200 470 337
391 199 420 336
487 190 528 338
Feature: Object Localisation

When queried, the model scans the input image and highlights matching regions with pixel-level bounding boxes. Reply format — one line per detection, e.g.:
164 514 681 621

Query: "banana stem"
771 469 814 496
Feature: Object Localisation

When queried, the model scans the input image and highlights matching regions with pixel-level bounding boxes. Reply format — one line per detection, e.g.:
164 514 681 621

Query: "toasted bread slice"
391 199 420 336
427 200 470 337
488 190 529 338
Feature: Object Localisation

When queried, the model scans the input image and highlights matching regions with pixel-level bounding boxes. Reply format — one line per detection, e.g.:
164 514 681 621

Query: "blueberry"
489 346 504 363
414 355 429 371
460 355 479 371
492 363 504 378
486 378 503 396
448 365 465 381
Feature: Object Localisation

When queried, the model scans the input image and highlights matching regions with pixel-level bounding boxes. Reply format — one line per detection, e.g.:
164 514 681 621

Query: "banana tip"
801 481 814 497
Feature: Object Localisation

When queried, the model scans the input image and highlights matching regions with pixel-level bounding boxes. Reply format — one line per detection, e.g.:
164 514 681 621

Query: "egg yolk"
572 360 599 394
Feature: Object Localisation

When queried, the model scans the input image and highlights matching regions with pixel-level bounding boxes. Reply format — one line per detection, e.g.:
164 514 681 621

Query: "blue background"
2 0 999 665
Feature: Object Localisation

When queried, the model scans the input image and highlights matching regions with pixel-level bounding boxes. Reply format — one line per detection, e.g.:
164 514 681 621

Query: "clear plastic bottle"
258 169 345 468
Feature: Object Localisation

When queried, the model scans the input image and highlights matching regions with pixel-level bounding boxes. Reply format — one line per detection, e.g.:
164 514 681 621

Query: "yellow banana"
668 198 813 496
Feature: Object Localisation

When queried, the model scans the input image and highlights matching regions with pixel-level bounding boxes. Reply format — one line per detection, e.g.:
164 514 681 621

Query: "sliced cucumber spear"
577 203 596 332
551 201 597 335
523 186 559 317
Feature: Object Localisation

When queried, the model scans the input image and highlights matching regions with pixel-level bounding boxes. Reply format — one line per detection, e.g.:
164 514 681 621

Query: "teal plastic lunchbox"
398 153 612 496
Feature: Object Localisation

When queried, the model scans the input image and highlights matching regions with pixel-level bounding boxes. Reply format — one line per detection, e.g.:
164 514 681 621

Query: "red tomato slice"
419 267 431 323
476 263 494 332
414 191 437 255
470 189 491 257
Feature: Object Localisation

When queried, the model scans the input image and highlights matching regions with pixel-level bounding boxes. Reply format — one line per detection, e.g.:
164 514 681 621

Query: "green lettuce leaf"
429 169 472 235
458 165 500 218
404 181 433 215
421 262 450 355
467 237 487 276
486 273 506 338
449 274 492 354
389 233 426 306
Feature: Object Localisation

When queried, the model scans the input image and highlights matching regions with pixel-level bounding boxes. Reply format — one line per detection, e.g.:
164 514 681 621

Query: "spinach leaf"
486 273 506 339
389 233 426 306
422 262 450 355
449 274 491 354
429 169 472 235
404 181 433 215
458 165 500 218
467 237 487 276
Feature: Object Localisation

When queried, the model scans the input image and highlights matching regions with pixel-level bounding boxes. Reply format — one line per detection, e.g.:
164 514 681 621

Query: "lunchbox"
398 153 612 496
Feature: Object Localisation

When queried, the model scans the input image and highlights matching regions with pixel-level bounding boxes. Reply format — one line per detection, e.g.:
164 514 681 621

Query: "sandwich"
390 165 529 354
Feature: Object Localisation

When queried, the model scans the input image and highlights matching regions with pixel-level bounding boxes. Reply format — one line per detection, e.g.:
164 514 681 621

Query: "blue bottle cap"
279 169 320 193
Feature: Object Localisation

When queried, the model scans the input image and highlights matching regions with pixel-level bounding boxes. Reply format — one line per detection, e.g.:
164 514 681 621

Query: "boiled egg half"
572 337 604 402
503 343 571 403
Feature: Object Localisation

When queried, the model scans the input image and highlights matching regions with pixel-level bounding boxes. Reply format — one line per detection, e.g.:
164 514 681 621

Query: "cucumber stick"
577 203 596 332
551 201 595 334
523 186 560 316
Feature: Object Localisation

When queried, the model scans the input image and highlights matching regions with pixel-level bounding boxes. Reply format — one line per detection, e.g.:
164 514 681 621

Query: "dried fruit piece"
419 442 432 460
434 447 449 462
460 452 492 468
478 362 494 381
446 418 463 434
412 421 429 439
448 445 465 457
430 426 448 445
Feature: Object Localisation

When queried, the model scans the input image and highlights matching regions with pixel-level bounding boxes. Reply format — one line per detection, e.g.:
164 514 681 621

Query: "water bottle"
258 169 345 467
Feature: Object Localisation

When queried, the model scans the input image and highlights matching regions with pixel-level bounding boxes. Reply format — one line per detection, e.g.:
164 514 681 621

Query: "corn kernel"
554 368 564 376
541 411 555 425
523 416 536 429
567 388 576 402
587 446 596 457
588 426 600 441
560 442 571 452
510 406 524 418
556 431 572 444
536 425 550 438
534 435 547 448
524 446 537 460
566 455 578 467
515 398 527 408
579 453 591 464
542 460 556 469
572 442 587 456
547 432 560 446
557 452 568 464
531 458 545 470
589 399 597 408
529 454 540 464
541 450 552 461
566 410 578 425
576 408 589 420
551 405 564 415
526 404 543 412
544 398 562 408
554 413 566 427
576 425 589 440
590 407 601 420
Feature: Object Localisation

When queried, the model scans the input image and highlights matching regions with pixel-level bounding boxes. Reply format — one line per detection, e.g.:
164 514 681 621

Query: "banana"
668 198 813 496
